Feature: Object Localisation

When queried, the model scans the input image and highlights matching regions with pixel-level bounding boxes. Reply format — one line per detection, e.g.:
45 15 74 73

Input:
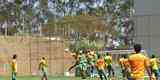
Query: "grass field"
0 76 97 80
0 66 150 80
0 76 150 80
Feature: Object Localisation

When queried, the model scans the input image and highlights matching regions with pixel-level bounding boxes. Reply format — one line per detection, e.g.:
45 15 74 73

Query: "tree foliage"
43 15 111 32
0 0 134 49
70 39 104 53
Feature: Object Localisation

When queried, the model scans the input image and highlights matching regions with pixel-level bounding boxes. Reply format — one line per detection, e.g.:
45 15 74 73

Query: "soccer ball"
64 72 70 76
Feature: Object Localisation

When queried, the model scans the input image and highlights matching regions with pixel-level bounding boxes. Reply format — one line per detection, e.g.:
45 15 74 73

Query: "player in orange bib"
119 55 130 80
96 54 107 80
128 44 151 80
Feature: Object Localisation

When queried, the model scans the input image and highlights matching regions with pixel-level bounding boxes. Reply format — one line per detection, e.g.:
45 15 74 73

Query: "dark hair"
122 54 127 58
134 44 141 53
106 52 109 56
13 54 17 59
151 54 156 58
42 57 45 60
98 54 102 59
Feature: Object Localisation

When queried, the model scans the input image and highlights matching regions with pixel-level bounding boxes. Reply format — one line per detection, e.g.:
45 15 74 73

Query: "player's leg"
111 65 115 77
81 70 87 79
98 70 104 80
90 65 95 77
107 65 111 77
44 72 48 80
102 70 107 80
42 69 48 80
158 68 160 77
150 68 156 80
121 69 126 79
86 64 91 77
41 70 45 80
68 63 77 71
12 72 16 80
41 74 43 80
153 69 158 80
107 65 115 80
81 65 87 79
126 70 131 80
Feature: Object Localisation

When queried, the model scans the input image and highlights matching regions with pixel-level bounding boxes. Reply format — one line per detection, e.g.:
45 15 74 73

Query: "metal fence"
0 36 74 76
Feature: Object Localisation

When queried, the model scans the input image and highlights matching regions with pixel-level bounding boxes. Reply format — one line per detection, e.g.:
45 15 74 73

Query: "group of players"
68 49 115 80
10 44 160 80
68 44 160 80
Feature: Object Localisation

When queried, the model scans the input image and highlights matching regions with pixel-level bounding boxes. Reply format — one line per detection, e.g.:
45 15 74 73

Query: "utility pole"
2 21 8 37
39 23 42 36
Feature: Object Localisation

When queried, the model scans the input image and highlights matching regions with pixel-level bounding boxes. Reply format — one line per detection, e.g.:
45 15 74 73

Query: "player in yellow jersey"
119 55 130 80
39 57 48 80
96 54 107 80
104 52 114 78
11 54 17 80
150 54 160 80
128 44 151 80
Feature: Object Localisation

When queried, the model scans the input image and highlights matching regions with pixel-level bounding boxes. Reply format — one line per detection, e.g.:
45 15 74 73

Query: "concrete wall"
134 15 160 51
134 0 160 15
134 0 160 53
0 36 73 76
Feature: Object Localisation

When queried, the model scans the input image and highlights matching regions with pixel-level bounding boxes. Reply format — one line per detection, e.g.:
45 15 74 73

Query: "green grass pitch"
0 76 150 80
0 76 97 80
0 67 150 80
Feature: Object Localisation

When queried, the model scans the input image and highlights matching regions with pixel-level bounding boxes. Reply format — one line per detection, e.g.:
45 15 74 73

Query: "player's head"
134 44 141 53
42 57 46 60
12 54 17 59
124 55 128 58
106 52 109 56
86 49 90 53
98 54 102 59
122 54 127 58
151 54 156 58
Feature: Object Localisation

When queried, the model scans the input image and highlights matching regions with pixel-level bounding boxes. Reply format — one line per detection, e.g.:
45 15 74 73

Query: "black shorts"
152 69 159 77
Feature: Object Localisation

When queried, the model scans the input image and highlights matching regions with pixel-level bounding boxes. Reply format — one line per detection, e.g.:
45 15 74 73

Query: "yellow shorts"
131 73 144 80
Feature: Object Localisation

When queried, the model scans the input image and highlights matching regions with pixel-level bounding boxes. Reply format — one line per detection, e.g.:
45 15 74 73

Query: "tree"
42 14 116 38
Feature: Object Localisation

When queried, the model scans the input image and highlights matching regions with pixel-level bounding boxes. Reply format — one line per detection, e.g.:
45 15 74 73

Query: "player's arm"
95 60 99 69
110 57 112 63
126 59 131 72
38 61 42 70
68 61 78 71
118 60 122 68
45 61 48 67
103 58 107 67
119 59 122 65
157 59 160 64
144 57 152 80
